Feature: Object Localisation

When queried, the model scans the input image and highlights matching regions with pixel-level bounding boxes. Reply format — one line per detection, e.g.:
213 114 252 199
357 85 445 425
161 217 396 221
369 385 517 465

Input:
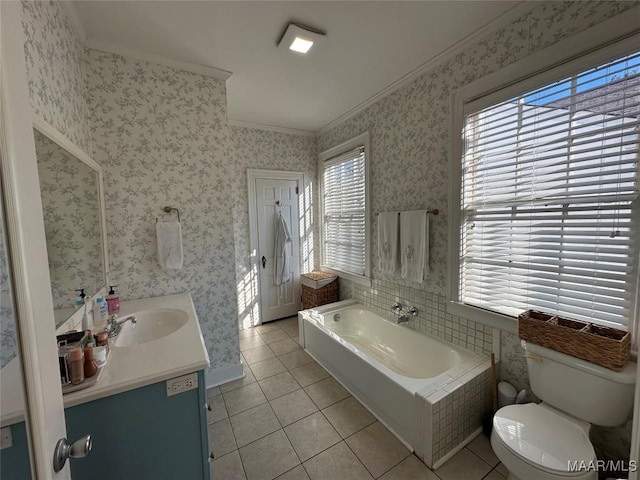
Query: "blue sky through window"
510 51 640 107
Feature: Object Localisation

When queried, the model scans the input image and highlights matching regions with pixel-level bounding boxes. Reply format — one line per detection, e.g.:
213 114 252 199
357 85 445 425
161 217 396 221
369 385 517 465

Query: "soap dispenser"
75 288 87 310
106 286 120 315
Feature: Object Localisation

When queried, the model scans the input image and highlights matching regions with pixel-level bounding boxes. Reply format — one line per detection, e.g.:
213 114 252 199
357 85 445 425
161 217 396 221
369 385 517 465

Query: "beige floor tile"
207 393 228 423
346 422 410 477
435 448 492 480
483 470 506 480
207 385 221 398
279 349 313 370
303 442 372 480
239 430 300 480
378 455 438 480
283 325 299 339
304 377 349 409
259 371 301 400
239 328 260 339
211 450 246 480
251 357 288 380
270 338 301 356
322 396 376 438
467 435 500 467
270 389 319 427
243 345 276 364
223 383 268 416
240 335 267 351
495 463 508 476
209 418 237 458
276 465 310 480
291 362 330 387
255 323 283 334
229 403 281 447
278 317 299 329
260 329 291 344
284 412 341 462
220 369 257 393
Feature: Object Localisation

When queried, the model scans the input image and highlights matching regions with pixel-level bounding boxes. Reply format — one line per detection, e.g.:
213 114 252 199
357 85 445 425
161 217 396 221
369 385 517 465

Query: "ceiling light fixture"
277 23 325 55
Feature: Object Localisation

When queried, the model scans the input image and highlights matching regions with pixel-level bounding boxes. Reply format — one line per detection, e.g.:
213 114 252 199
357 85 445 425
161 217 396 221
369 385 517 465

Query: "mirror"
33 128 107 327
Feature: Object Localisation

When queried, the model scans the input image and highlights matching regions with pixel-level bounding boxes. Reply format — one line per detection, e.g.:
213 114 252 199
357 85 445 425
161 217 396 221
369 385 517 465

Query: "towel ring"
156 206 181 223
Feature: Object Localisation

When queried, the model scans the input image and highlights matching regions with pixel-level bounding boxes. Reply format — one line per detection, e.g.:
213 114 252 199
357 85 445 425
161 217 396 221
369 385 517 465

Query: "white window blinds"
460 51 640 329
322 146 367 276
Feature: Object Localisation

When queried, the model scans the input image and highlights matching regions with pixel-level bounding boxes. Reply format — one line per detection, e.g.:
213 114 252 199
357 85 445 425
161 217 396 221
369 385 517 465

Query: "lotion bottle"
106 285 120 315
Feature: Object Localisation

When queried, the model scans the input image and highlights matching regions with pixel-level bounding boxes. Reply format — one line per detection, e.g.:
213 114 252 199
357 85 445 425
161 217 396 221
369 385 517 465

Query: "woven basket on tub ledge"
518 310 630 371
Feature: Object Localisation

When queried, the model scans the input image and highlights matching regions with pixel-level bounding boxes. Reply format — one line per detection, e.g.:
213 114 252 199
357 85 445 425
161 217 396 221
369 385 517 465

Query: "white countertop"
1 293 210 426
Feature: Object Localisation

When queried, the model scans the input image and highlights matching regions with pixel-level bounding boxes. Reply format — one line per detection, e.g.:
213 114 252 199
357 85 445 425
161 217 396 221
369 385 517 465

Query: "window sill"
446 300 517 334
319 266 371 287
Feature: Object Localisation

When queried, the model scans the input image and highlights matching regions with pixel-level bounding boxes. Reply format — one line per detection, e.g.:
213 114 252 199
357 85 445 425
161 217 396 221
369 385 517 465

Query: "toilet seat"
492 403 596 478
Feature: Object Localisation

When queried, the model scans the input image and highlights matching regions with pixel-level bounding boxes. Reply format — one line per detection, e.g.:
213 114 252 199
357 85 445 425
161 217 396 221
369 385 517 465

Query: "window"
452 49 640 330
319 133 370 280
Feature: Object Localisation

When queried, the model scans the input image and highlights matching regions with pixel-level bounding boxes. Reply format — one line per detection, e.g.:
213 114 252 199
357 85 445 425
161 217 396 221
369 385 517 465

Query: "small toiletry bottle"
94 296 109 329
83 347 99 378
68 347 85 385
95 331 109 355
106 286 120 315
81 300 92 331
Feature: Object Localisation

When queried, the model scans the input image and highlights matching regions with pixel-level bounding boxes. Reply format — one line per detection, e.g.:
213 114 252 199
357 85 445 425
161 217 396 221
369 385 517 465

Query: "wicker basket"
301 272 338 309
518 310 630 371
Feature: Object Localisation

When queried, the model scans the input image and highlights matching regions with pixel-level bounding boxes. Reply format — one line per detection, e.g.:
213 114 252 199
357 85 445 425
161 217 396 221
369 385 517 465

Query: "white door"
1 2 73 477
254 177 301 322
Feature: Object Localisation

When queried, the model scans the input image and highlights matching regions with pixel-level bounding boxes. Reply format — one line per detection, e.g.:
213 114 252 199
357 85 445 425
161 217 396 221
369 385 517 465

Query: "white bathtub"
299 299 492 467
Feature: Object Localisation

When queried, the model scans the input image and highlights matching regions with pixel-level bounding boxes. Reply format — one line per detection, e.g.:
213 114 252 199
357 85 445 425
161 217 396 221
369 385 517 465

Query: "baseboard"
205 363 244 389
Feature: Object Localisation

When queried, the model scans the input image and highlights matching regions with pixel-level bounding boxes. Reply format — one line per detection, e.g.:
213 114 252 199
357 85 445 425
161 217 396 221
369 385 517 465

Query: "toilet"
491 340 636 480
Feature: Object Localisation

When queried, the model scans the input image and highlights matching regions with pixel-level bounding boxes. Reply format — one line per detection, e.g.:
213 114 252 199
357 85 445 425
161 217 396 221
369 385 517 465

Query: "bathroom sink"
113 309 189 347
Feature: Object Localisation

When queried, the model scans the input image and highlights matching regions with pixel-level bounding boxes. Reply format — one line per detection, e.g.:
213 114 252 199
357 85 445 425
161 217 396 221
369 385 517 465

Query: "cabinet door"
66 371 210 480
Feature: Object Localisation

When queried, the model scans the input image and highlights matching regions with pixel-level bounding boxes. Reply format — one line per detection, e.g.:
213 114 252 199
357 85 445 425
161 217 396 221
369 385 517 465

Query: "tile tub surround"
344 279 494 356
299 301 492 468
208 316 507 480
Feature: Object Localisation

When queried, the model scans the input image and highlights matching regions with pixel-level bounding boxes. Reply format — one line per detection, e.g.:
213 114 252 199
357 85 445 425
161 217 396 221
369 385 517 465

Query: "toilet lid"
493 404 595 474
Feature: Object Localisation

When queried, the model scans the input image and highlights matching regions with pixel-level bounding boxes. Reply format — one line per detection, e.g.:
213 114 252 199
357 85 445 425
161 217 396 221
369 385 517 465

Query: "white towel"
378 212 399 274
400 210 429 283
274 212 292 286
156 221 183 271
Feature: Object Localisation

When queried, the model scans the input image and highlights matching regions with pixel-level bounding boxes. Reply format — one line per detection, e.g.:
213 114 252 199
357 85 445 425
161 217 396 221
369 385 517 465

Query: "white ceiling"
71 1 523 134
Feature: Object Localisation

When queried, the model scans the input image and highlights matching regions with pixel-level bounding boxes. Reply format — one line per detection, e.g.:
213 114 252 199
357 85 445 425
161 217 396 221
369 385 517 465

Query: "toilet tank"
523 341 636 426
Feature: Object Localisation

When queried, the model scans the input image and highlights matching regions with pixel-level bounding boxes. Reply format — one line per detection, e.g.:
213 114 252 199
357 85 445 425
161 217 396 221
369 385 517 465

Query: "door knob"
262 256 266 269
53 434 92 472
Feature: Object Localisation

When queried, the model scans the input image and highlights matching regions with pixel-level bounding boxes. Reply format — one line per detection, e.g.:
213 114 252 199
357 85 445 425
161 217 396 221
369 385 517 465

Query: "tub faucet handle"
408 306 419 316
391 302 403 314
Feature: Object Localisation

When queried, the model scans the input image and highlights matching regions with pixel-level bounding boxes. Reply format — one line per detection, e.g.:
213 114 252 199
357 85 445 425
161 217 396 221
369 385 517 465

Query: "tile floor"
207 316 507 480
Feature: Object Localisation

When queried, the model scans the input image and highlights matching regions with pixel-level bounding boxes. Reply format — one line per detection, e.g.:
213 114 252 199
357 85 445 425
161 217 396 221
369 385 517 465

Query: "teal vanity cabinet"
65 370 210 480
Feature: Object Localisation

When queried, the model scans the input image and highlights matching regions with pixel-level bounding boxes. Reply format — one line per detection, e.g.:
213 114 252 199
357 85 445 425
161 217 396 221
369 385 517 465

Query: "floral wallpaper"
230 127 318 329
34 131 105 312
320 0 639 394
20 0 93 156
0 200 18 369
85 50 240 375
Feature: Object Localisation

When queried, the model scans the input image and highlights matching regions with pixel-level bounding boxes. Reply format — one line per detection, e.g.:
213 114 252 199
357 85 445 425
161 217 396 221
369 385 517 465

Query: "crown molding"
318 1 534 135
60 1 87 43
228 119 317 137
85 39 232 81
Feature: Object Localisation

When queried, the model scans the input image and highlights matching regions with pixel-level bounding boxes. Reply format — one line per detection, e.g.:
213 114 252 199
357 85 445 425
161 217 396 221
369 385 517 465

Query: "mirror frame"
32 114 110 326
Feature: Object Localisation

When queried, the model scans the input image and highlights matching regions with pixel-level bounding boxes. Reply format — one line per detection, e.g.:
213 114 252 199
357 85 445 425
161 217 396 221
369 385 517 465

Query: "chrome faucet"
395 306 419 324
106 315 137 338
